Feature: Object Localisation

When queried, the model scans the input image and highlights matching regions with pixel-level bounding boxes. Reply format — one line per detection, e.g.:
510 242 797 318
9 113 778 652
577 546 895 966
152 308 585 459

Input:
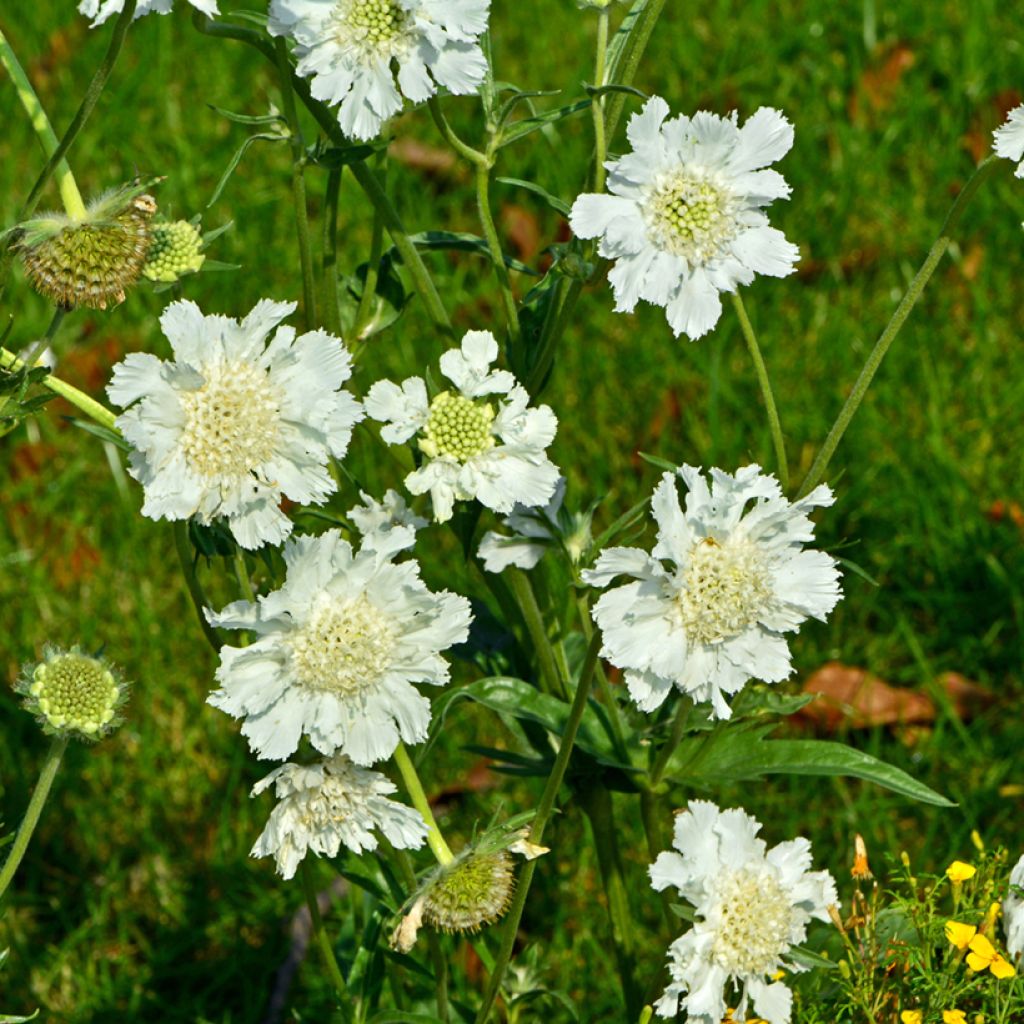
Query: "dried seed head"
18 183 157 310
142 220 205 283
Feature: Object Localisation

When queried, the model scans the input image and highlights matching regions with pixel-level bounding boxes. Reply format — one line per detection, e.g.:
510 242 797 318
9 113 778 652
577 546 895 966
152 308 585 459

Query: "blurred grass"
2 0 1024 1021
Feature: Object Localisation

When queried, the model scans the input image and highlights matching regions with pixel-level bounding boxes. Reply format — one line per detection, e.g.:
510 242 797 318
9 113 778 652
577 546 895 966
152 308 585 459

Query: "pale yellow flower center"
289 595 396 696
419 391 496 462
179 362 281 481
710 868 793 976
646 173 740 264
30 654 119 734
677 536 772 645
333 0 410 54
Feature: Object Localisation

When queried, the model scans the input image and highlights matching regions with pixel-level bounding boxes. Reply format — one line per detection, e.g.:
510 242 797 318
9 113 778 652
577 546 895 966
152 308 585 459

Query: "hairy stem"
0 736 68 901
393 743 454 865
591 8 610 192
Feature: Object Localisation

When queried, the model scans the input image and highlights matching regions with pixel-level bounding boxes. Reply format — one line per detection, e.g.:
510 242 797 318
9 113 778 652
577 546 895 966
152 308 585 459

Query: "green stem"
0 736 68 901
473 630 603 1024
275 37 317 330
190 13 452 338
603 0 669 144
0 347 117 430
0 23 86 218
353 154 386 341
427 933 450 1023
300 860 355 1022
798 155 1000 498
392 743 454 865
22 0 137 218
525 278 583 396
428 96 487 166
649 698 691 786
233 547 256 603
172 521 223 654
475 158 521 344
506 568 567 700
578 785 642 1018
575 593 628 758
17 308 65 400
322 164 342 337
731 292 788 492
591 8 610 192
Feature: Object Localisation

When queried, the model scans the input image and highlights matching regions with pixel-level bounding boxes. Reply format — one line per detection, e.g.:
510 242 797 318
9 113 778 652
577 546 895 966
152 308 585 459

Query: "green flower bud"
16 182 157 310
142 220 205 283
16 645 129 742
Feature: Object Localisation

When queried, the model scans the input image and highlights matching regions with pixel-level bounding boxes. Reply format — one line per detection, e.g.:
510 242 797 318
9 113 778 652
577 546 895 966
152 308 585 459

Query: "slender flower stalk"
732 292 788 492
322 164 343 337
798 155 1000 498
0 26 86 219
392 743 454 866
0 737 68 901
300 859 355 1022
172 522 223 653
591 6 610 193
507 568 569 699
353 153 387 341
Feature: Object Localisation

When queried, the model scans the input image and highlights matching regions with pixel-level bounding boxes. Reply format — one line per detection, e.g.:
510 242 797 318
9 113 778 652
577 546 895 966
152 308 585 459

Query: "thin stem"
275 37 317 330
427 933 450 1023
22 0 137 218
428 97 487 166
321 165 342 337
798 156 1000 498
575 593 628 758
649 698 691 785
353 154 386 341
0 736 68 901
475 159 521 343
591 8 610 193
603 0 669 144
172 522 223 654
473 630 603 1024
300 859 355 1021
233 547 256 603
525 278 583 396
392 743 454 865
506 568 567 700
0 347 117 430
0 24 86 218
18 308 66 395
731 292 788 492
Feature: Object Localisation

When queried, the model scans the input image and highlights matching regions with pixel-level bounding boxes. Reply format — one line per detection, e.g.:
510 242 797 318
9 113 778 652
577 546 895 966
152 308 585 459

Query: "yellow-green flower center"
419 391 496 462
334 0 410 53
289 595 396 696
30 654 119 735
710 868 793 976
678 536 772 645
178 363 281 482
143 221 205 283
646 173 739 264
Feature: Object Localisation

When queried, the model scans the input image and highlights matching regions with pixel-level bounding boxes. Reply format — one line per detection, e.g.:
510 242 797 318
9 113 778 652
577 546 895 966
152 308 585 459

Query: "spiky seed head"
421 850 516 934
143 220 205 283
15 645 129 742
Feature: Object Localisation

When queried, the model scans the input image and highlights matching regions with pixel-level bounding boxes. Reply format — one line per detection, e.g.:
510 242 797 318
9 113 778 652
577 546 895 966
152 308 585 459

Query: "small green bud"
142 220 205 283
16 645 129 742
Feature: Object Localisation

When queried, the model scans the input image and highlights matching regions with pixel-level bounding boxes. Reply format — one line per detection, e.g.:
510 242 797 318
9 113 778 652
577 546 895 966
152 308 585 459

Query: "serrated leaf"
496 177 571 217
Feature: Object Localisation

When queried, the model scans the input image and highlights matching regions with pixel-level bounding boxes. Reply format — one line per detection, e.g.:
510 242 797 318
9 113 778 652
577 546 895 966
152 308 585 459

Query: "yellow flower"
946 920 978 950
943 1011 967 1024
947 861 977 883
901 1011 923 1024
966 933 1016 979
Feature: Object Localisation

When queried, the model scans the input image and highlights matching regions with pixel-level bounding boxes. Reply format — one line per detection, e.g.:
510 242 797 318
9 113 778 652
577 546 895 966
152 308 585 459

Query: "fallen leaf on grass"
849 43 916 120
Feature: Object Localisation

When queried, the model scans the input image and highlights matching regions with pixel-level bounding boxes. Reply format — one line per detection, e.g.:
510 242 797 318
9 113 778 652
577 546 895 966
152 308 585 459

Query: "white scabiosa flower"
583 465 841 719
207 528 472 763
268 0 490 142
993 104 1024 178
570 96 799 340
365 330 560 523
477 477 565 573
1005 854 1024 960
650 800 838 1024
108 299 364 551
349 488 428 558
251 754 427 879
78 0 219 27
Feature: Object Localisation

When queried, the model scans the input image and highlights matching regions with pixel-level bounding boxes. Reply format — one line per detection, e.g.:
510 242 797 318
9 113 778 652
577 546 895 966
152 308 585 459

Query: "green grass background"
2 0 1024 1020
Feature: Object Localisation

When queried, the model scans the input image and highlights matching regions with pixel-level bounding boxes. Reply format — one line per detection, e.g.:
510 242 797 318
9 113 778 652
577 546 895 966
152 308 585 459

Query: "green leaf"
583 82 648 101
368 1014 448 1024
207 104 286 128
787 945 839 972
206 133 287 209
637 451 677 473
496 177 571 217
591 494 650 552
498 98 592 147
67 418 129 451
386 231 538 276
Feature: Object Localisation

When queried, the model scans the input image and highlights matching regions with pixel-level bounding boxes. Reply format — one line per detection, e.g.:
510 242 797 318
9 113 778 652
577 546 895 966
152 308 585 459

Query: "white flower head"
268 0 490 141
477 477 566 572
251 754 427 879
365 330 561 523
79 0 219 27
583 465 841 719
649 800 838 1024
207 528 472 763
348 487 427 559
1005 853 1024 960
570 96 799 340
993 104 1024 178
108 299 364 550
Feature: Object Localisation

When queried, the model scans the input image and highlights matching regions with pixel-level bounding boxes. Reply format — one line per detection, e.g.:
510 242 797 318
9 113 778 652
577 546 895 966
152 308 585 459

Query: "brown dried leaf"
850 43 916 120
499 203 541 264
387 137 459 179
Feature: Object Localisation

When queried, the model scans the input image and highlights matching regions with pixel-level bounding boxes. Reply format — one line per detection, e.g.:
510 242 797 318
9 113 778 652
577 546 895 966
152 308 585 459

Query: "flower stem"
0 347 117 431
353 153 386 342
591 8 610 192
22 0 137 218
321 164 342 338
603 0 669 144
300 859 355 1022
473 629 603 1024
575 593 628 759
649 697 691 786
17 308 66 399
392 743 454 866
0 735 68 901
0 24 86 219
274 37 317 330
731 292 788 492
507 568 568 700
798 155 1000 498
475 159 521 345
172 521 223 654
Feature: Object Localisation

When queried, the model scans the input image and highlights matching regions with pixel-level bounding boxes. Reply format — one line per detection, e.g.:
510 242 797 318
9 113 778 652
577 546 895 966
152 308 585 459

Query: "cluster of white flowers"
650 801 838 1024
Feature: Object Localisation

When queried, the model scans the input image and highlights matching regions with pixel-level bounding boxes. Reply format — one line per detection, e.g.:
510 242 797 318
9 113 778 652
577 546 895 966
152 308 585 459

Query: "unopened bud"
143 220 205 283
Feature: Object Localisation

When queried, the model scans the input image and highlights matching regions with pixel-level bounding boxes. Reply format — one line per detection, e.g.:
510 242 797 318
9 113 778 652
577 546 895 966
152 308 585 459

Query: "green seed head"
16 646 128 742
421 850 515 934
143 220 205 283
17 184 157 310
